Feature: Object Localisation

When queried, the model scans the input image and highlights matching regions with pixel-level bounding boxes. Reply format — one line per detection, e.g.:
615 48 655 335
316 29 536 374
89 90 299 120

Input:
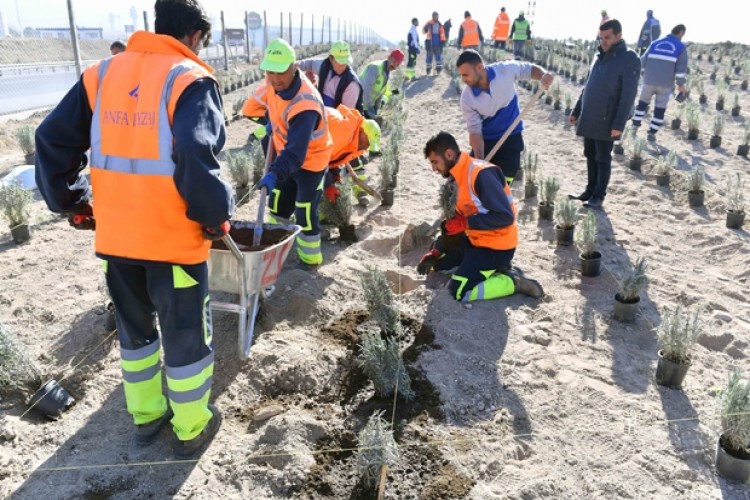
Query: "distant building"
36 27 104 40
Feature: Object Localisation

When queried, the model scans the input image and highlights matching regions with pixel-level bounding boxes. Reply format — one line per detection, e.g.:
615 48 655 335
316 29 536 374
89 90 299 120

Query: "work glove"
257 171 277 192
202 221 231 241
444 215 468 235
417 249 441 275
324 184 340 204
67 203 95 231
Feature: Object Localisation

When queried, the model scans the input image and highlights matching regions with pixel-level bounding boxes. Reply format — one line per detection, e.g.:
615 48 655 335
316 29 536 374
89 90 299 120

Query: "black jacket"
572 40 640 141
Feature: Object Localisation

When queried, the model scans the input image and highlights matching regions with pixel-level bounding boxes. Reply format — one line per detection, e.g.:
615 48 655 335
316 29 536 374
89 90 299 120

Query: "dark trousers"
269 168 326 235
106 260 213 368
583 137 614 199
475 132 524 181
407 47 418 68
436 238 515 301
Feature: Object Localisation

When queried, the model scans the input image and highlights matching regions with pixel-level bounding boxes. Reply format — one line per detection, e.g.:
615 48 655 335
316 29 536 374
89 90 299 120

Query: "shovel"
484 86 546 162
252 138 276 248
344 162 382 200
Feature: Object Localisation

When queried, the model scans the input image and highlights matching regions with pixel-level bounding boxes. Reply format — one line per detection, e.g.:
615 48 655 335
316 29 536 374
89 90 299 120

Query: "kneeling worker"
418 132 544 302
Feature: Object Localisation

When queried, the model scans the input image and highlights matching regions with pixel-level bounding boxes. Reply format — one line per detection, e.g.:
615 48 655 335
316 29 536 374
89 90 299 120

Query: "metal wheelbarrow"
208 220 301 358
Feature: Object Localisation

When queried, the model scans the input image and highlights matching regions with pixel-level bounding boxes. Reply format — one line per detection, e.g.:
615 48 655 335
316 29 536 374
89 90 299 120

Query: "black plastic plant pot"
28 380 75 419
687 129 699 141
731 106 741 117
524 183 538 199
671 119 681 130
613 294 640 323
380 189 394 206
613 143 625 155
716 434 750 483
629 158 642 172
513 168 524 184
338 224 358 243
24 153 35 165
710 135 722 149
555 225 575 246
538 202 554 220
688 190 705 208
656 174 671 188
737 144 749 157
726 210 745 229
580 251 601 277
655 350 691 389
10 223 31 244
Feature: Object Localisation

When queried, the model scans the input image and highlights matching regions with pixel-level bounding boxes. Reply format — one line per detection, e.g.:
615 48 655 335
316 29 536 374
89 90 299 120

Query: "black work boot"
135 407 173 446
510 274 544 299
173 404 222 460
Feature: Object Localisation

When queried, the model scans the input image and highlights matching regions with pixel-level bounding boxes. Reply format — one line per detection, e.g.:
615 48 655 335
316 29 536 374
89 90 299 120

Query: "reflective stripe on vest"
280 93 329 141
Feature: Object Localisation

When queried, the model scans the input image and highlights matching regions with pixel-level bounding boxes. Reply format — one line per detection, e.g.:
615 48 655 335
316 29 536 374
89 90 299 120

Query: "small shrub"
16 126 35 155
629 136 646 160
687 165 705 192
726 173 745 213
715 80 728 104
712 114 726 137
439 180 457 220
358 330 414 400
657 305 702 364
522 150 539 185
654 150 677 175
718 369 750 454
379 149 396 192
232 96 245 117
685 102 701 132
554 197 578 229
0 180 33 226
564 93 573 111
249 141 265 185
225 151 251 188
320 176 354 226
743 122 750 147
618 257 648 302
673 102 686 121
355 410 400 487
575 211 597 257
360 266 398 334
0 322 41 394
539 176 560 205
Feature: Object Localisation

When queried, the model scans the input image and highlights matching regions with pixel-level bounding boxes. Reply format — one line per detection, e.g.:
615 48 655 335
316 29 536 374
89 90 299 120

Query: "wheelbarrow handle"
221 232 245 261
253 133 276 248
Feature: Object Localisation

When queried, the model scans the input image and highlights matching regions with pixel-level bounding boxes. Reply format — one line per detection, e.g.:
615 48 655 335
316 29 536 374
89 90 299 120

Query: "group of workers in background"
31 0 687 464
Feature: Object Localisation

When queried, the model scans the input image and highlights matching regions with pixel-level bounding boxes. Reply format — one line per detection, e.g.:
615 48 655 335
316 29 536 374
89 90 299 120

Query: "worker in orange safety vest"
457 11 484 50
492 7 511 49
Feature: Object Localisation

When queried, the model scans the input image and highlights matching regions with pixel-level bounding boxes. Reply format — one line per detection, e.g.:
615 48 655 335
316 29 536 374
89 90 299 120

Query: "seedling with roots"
232 96 245 118
657 305 702 364
618 257 648 302
726 173 745 213
249 141 265 185
358 330 414 400
224 151 252 188
320 176 354 227
0 322 42 394
439 180 458 220
360 266 398 334
575 211 598 258
522 150 538 185
356 410 400 487
0 180 33 226
539 176 560 205
688 165 705 192
378 150 396 192
16 126 35 156
654 150 677 176
554 197 578 229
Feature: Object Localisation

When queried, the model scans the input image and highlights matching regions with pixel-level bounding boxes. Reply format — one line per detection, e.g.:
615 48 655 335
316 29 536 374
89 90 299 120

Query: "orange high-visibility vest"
451 152 518 250
82 31 217 264
326 105 365 167
493 12 510 41
422 20 446 42
255 71 332 172
461 17 481 47
242 81 267 118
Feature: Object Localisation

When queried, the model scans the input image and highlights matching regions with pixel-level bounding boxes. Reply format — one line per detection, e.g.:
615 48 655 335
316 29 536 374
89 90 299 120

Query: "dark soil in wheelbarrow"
211 227 294 252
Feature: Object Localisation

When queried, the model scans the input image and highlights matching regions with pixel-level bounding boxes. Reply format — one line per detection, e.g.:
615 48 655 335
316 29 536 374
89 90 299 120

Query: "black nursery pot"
716 434 750 483
28 380 75 419
656 174 670 188
688 190 705 208
538 202 554 220
580 251 602 277
380 189 394 206
555 225 574 246
671 118 681 130
726 210 745 229
629 158 642 172
10 223 31 244
613 293 640 322
338 224 358 243
655 350 691 389
737 144 750 157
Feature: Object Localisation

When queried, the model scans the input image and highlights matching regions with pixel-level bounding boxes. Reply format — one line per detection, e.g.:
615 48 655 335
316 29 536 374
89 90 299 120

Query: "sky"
0 0 748 46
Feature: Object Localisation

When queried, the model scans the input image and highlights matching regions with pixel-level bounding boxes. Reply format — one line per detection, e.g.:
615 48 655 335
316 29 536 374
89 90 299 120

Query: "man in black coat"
569 19 640 209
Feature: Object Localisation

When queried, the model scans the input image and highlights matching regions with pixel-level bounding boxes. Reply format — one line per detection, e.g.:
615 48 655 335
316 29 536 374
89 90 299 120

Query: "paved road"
0 71 78 115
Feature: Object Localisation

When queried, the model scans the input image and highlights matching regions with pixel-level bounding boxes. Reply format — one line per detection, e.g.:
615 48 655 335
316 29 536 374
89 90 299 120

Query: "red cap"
389 49 405 64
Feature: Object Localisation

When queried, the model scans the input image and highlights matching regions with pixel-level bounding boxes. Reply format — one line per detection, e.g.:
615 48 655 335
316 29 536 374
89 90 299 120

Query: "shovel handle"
484 86 545 162
253 135 276 247
344 163 382 200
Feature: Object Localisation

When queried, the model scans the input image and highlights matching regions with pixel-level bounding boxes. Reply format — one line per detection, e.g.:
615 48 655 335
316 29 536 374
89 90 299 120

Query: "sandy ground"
1 46 750 499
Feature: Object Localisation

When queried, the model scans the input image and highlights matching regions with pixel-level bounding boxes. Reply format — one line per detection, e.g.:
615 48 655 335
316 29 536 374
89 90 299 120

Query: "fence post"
299 13 303 46
288 12 293 46
310 14 314 46
142 11 149 32
245 11 251 63
328 16 331 44
263 11 268 52
220 11 229 71
280 12 283 42
65 0 82 79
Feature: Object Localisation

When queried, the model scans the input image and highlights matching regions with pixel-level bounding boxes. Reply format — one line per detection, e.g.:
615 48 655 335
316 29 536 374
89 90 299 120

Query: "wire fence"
0 5 390 116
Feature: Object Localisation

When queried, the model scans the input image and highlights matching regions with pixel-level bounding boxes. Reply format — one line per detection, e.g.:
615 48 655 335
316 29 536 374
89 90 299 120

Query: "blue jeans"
583 138 614 199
